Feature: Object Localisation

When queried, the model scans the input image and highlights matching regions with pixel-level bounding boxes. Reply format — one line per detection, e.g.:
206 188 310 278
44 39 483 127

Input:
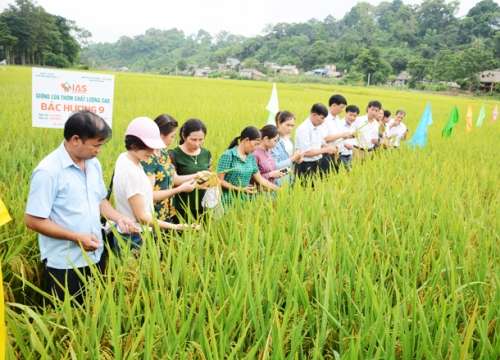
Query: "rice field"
1 66 500 359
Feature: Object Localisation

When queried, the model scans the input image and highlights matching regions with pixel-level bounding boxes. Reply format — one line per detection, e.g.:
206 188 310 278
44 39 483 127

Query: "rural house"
280 65 299 75
395 71 412 86
194 67 212 78
226 58 240 70
239 68 266 80
478 69 500 92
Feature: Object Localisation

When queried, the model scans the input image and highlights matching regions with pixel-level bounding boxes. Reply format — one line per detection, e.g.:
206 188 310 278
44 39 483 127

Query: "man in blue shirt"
26 111 138 303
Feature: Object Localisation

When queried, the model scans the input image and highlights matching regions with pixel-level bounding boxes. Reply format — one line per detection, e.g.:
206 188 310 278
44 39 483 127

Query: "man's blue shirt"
26 142 107 269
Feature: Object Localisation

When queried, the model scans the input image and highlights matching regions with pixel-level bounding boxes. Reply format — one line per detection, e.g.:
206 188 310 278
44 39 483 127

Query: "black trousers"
44 256 105 304
319 153 339 173
295 160 322 184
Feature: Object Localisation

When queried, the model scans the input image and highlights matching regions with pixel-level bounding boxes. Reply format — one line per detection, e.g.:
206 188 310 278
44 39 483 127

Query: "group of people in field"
25 93 408 303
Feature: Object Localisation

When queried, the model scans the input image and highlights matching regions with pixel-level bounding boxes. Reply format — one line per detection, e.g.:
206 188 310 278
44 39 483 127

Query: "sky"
0 0 492 44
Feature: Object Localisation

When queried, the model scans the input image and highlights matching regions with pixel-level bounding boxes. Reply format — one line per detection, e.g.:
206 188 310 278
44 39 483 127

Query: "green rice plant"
1 65 500 358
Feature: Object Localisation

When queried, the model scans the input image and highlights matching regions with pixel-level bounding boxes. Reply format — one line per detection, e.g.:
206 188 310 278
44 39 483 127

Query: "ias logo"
61 82 71 92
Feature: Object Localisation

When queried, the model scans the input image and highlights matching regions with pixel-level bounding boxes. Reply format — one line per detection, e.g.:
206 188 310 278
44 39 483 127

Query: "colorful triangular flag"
407 102 433 148
493 105 498 123
0 198 11 227
0 198 10 360
476 105 485 126
442 106 459 137
466 103 473 134
265 83 279 125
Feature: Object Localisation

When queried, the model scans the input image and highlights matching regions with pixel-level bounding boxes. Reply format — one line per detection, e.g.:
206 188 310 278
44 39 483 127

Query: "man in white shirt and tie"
295 103 339 181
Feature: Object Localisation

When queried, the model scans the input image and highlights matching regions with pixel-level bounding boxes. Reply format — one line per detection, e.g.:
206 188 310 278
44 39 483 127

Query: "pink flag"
493 105 498 123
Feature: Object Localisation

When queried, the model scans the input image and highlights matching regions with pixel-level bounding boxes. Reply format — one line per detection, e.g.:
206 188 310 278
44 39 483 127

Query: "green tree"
458 0 500 46
407 58 435 87
176 58 187 71
417 0 459 36
0 21 17 63
353 47 392 84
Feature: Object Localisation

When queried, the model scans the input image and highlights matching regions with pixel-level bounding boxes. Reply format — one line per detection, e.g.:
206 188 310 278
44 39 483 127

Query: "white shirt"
114 152 153 231
387 122 407 146
318 112 343 146
353 115 379 149
339 119 356 155
283 136 293 156
295 117 326 162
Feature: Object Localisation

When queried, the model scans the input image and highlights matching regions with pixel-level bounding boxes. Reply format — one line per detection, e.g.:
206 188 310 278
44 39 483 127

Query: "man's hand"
117 217 139 234
371 138 380 146
344 143 354 150
74 233 102 251
342 132 354 139
323 146 337 154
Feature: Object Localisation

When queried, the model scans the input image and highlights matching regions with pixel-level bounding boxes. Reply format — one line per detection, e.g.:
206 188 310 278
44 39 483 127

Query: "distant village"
116 58 342 81
111 57 500 91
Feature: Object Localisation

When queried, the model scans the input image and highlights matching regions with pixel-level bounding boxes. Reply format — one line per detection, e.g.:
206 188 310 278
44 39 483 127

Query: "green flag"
442 105 459 137
476 105 485 126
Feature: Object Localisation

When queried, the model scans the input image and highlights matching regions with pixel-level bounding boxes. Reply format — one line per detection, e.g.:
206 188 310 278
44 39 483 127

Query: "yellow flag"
0 198 10 359
0 262 4 360
466 103 473 134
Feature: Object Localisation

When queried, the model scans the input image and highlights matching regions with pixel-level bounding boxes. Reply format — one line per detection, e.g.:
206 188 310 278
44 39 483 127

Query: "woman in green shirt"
142 114 209 224
217 126 279 207
169 118 213 222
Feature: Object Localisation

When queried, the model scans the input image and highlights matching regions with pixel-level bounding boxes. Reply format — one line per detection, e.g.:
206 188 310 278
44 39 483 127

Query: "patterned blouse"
141 149 175 221
216 147 259 207
251 147 276 189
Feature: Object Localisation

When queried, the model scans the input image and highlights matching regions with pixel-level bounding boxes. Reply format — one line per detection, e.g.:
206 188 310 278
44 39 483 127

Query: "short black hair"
345 105 360 114
396 110 406 116
367 100 382 110
329 94 347 107
64 110 112 142
384 110 391 118
311 103 328 117
125 135 149 151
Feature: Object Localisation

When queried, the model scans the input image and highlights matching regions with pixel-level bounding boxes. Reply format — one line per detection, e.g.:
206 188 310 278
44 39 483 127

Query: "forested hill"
0 0 91 68
2 0 500 89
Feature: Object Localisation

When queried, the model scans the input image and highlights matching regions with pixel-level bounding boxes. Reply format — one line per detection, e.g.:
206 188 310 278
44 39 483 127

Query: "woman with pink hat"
113 117 197 255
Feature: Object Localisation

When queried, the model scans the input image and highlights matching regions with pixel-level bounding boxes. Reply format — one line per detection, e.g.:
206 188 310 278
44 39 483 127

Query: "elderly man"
387 110 408 147
26 110 138 303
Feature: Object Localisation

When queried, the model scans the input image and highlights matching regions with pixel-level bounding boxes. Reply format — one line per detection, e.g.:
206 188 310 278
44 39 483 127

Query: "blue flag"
406 102 433 148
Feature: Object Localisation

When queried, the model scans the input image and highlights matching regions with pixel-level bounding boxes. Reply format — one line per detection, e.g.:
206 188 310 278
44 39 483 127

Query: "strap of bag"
106 171 115 201
101 171 115 226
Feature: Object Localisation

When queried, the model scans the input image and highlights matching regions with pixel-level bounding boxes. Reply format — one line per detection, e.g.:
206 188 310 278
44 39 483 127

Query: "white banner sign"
32 68 114 128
